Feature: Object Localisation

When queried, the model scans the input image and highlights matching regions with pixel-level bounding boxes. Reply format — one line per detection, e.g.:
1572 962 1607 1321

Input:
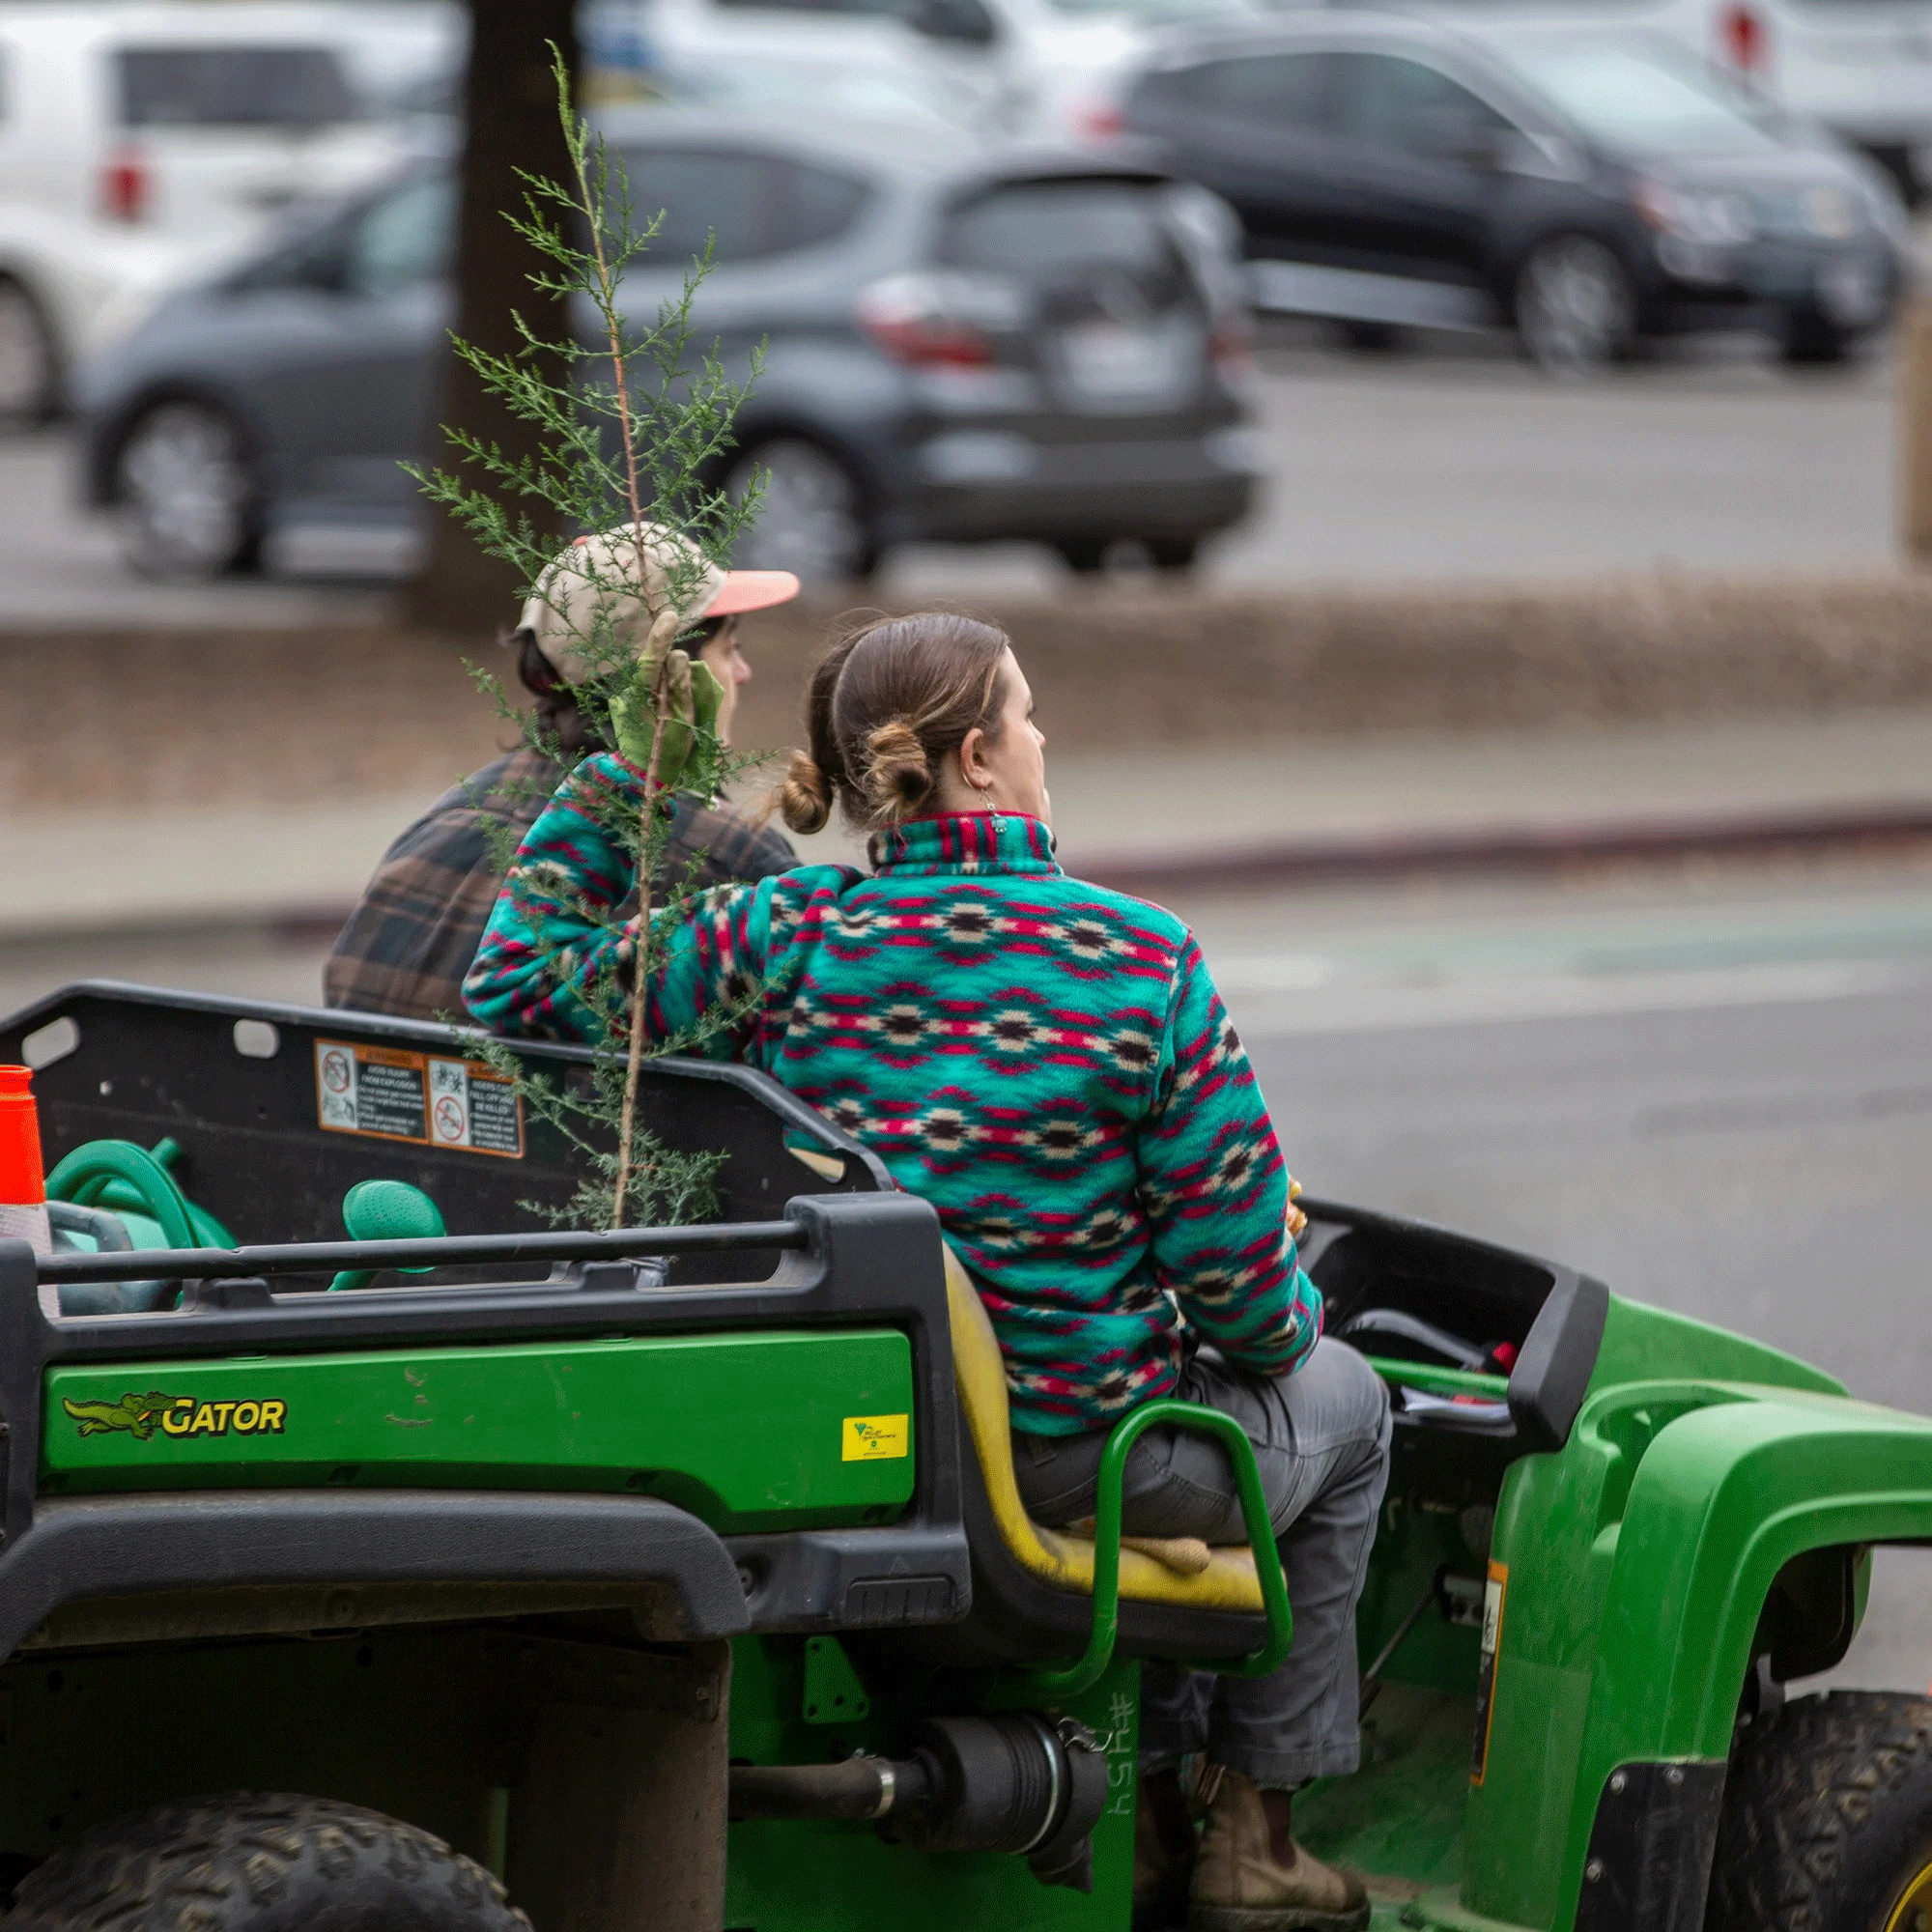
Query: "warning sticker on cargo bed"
1470 1558 1507 1785
315 1041 524 1158
426 1054 524 1155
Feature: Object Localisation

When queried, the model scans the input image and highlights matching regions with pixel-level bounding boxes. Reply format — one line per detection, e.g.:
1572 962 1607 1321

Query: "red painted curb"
10 801 1932 953
1071 802 1932 898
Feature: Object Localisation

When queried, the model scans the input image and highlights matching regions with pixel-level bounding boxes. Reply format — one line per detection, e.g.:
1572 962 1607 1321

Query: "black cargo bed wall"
1 986 892 1275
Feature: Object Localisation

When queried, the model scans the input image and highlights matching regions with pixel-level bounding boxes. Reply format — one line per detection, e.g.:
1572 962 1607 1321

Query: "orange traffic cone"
0 1065 51 1254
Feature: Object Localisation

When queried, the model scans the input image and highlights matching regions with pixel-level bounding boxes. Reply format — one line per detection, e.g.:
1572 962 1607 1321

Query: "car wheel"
1780 304 1854 368
1055 537 1112 574
113 399 262 580
1708 1690 1932 1932
1337 320 1403 355
0 277 58 426
1867 142 1922 210
1514 236 1635 375
1146 536 1201 573
726 439 875 584
5 1791 530 1930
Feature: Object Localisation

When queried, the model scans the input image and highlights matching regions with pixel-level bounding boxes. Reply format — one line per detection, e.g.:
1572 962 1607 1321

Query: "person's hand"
1287 1176 1308 1242
609 647 725 796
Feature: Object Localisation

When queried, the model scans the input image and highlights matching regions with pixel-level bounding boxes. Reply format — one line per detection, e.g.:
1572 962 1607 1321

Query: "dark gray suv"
1119 17 1911 371
75 112 1261 582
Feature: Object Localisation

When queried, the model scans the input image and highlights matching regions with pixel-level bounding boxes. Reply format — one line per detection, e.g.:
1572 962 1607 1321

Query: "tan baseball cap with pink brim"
520 522 800 687
708 569 801 615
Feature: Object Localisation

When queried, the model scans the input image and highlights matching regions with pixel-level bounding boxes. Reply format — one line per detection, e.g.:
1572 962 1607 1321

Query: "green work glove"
609 648 725 798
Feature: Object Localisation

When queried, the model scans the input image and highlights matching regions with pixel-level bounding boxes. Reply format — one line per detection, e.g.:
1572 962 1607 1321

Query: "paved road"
1183 856 1932 1693
8 848 1932 1689
0 328 1900 625
1198 327 1899 590
0 434 390 631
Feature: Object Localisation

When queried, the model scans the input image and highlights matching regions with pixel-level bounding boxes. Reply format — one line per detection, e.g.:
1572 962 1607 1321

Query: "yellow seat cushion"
945 1246 1275 1615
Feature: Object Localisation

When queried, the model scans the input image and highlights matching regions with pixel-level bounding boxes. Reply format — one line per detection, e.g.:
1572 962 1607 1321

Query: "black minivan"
1117 15 1911 369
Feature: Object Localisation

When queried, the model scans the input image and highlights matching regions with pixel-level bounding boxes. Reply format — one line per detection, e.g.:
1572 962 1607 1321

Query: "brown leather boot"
1187 1767 1370 1932
1133 1768 1198 1932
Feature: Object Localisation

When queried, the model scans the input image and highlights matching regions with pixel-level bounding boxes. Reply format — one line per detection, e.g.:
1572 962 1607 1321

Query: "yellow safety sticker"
841 1413 910 1462
1471 1557 1508 1785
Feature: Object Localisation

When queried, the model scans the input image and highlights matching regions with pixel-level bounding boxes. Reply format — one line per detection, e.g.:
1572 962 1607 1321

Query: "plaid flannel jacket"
323 747 796 1023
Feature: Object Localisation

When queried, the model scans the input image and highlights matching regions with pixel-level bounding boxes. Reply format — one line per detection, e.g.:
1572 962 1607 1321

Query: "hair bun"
779 749 834 836
863 718 934 821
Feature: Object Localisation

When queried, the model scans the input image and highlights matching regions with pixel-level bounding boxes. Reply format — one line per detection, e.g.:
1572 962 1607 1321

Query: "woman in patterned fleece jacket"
466 613 1390 1932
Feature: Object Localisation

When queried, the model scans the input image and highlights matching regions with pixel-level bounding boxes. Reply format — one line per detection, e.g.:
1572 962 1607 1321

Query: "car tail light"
1719 2 1769 74
856 272 1023 370
862 313 992 369
100 148 150 223
1073 99 1124 142
1208 316 1254 380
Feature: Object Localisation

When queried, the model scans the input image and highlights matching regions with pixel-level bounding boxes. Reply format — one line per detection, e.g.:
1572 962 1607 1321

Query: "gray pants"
1012 1338 1392 1789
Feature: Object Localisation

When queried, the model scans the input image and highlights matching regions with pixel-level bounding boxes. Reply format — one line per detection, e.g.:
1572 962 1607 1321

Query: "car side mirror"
906 0 997 46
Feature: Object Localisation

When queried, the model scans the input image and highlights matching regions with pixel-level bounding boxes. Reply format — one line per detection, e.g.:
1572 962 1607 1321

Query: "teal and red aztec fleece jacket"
464 752 1321 1435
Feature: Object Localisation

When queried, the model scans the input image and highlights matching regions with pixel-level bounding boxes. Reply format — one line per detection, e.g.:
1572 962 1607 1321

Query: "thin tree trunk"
405 0 580 636
611 679 668 1228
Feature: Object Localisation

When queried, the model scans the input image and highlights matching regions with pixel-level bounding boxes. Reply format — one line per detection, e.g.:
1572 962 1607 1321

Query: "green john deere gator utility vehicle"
3 980 1932 1932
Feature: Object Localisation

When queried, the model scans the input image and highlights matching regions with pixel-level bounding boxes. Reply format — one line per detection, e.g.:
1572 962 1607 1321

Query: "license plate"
1057 320 1190 405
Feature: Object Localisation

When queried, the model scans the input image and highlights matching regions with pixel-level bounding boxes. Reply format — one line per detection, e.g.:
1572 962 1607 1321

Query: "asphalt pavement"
10 846 1932 1691
1194 854 1932 1696
1200 327 1897 589
0 327 1899 624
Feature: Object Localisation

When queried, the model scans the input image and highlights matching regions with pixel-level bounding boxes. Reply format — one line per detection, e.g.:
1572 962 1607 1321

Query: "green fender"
1462 1290 1919 1932
1559 1388 1932 1923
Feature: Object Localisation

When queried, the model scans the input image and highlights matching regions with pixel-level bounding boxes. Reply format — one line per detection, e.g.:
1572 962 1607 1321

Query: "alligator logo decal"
61 1394 288 1441
61 1392 186 1440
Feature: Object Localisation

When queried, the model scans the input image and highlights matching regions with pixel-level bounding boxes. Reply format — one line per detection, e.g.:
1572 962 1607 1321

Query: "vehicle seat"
944 1247 1273 1614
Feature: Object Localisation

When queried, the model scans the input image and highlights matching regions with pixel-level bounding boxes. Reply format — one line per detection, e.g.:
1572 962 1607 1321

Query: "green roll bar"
1025 1399 1296 1699
1017 1357 1513 1699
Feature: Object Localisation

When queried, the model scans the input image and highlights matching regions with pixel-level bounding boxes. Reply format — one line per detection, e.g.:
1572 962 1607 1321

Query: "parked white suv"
0 3 439 422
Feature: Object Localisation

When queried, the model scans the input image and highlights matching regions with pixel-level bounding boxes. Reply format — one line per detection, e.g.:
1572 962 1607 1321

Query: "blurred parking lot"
0 322 1904 623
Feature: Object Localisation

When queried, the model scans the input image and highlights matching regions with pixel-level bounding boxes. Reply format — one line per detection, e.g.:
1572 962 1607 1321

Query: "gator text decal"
62 1393 286 1441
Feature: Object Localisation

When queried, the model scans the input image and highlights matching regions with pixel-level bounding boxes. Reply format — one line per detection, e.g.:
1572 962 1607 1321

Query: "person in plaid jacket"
324 526 802 1022
467 611 1391 1932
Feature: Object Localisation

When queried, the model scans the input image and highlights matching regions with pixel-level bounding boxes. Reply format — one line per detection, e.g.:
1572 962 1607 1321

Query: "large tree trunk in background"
405 0 579 638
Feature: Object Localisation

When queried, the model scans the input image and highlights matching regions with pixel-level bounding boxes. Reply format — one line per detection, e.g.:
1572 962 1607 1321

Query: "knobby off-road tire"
6 1792 530 1931
1708 1690 1932 1932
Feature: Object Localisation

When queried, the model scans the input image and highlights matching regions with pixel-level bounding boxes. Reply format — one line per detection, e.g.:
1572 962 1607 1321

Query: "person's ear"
957 726 989 792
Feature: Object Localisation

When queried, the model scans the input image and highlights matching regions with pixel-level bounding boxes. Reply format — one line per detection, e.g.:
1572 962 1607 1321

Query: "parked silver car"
74 111 1261 581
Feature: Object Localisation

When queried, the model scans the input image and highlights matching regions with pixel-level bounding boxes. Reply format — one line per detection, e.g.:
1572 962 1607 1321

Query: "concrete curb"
14 573 1932 818
13 798 1932 953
